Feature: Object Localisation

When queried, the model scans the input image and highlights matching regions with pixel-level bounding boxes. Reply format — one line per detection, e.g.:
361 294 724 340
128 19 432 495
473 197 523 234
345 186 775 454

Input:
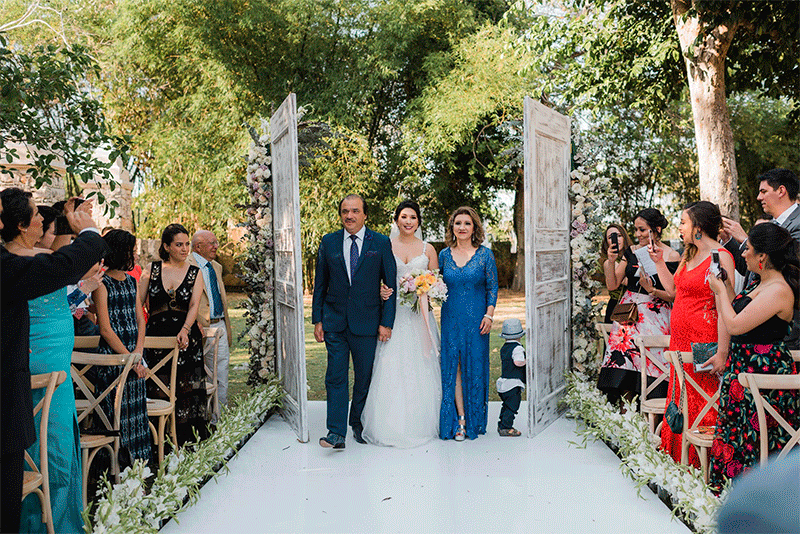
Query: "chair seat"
641 397 667 413
147 398 174 416
80 433 115 448
686 426 715 447
75 399 90 412
22 471 43 493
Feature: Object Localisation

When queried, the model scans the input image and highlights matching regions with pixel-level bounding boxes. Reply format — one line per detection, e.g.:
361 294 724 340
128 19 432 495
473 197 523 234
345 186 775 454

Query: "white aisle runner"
163 401 689 533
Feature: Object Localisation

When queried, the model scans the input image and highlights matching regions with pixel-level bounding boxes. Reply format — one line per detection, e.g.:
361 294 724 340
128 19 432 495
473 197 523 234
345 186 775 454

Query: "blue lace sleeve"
483 247 499 307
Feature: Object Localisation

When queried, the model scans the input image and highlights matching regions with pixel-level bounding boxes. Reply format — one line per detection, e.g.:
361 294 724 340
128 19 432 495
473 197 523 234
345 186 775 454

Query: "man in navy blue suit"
312 194 397 449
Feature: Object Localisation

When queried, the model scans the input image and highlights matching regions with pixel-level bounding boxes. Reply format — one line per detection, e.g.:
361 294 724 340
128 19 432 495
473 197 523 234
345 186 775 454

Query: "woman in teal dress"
2 194 100 534
438 206 498 441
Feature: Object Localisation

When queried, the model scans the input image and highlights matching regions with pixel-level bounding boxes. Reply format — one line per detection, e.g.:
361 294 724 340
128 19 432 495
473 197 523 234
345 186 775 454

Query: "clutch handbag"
609 302 638 325
665 351 685 434
691 342 717 366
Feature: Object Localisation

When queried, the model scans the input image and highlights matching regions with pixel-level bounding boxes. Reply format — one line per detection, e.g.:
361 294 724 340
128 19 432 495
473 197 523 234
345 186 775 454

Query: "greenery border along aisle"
565 372 722 533
85 377 283 534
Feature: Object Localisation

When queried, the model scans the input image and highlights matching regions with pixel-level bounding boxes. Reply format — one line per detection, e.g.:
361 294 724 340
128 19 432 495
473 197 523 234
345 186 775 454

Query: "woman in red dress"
654 201 735 467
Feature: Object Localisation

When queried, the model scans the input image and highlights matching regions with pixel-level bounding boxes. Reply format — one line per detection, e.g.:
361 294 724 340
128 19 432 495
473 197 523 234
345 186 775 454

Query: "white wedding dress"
361 244 442 448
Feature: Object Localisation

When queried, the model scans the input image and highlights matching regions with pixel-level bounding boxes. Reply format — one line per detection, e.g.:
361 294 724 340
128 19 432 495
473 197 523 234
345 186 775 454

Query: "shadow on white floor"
163 401 689 534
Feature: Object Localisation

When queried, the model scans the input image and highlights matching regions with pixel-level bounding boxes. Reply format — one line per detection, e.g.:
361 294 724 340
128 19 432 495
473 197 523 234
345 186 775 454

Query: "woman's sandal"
498 427 521 437
455 416 466 441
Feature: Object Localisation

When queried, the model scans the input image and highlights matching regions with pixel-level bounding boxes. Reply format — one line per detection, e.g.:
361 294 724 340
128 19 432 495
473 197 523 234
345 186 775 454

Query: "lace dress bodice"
396 247 430 279
361 240 442 448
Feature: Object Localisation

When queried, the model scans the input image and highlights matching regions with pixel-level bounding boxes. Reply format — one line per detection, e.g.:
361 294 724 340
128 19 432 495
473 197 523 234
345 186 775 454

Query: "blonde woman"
438 207 498 441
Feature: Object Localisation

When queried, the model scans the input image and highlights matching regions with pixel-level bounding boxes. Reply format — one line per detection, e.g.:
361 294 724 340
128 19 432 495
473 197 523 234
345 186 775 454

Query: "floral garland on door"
242 121 276 384
569 164 611 376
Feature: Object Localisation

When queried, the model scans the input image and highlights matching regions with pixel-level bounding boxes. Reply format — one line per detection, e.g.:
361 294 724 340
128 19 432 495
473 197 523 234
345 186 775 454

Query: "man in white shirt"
189 230 232 422
723 168 800 348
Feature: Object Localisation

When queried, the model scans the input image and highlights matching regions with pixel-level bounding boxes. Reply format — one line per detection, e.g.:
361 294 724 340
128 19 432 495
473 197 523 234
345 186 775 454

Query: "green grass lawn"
226 290 527 404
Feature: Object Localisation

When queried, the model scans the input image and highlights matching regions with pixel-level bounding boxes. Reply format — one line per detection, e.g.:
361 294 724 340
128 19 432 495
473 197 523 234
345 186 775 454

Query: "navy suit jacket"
311 228 397 337
1 232 109 454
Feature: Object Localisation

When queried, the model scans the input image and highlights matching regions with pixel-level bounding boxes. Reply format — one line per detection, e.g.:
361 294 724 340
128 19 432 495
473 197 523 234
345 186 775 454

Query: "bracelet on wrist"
181 324 190 332
484 314 493 321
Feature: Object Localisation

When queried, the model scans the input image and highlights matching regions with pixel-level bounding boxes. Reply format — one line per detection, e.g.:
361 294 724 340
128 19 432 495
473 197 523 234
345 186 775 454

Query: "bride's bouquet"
398 269 448 313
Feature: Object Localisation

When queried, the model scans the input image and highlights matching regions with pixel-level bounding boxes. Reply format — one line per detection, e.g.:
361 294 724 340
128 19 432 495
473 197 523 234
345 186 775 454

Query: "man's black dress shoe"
352 427 366 444
319 432 345 449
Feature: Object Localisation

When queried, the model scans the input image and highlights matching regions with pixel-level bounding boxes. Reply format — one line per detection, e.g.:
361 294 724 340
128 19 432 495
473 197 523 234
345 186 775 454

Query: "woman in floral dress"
707 223 800 494
598 208 680 405
656 201 735 467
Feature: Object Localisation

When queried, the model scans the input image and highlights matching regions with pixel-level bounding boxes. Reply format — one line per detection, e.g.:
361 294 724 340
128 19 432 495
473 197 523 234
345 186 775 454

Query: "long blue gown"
20 288 84 534
438 246 498 440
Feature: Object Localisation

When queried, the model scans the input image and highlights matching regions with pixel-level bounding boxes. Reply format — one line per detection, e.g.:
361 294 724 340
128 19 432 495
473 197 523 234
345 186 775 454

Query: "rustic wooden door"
271 93 309 442
523 97 572 437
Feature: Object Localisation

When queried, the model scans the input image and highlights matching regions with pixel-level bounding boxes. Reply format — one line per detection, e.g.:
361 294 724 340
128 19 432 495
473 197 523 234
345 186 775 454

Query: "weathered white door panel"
523 97 571 437
271 93 309 442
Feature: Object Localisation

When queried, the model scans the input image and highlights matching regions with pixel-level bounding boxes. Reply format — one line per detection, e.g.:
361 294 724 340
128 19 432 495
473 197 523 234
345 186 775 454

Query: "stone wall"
0 143 133 231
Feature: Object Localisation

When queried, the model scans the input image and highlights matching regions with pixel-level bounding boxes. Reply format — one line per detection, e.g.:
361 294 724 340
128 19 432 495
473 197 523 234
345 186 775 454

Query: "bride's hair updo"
394 200 422 227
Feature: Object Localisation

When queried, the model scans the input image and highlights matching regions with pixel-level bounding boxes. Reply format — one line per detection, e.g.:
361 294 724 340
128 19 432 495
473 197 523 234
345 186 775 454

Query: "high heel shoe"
454 416 466 441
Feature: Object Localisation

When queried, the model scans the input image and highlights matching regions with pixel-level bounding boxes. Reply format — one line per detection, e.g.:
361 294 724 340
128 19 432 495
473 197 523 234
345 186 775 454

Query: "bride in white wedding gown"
361 201 442 448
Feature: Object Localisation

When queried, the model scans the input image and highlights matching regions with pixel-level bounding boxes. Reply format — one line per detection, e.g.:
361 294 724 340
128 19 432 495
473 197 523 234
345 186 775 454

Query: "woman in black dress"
138 224 208 444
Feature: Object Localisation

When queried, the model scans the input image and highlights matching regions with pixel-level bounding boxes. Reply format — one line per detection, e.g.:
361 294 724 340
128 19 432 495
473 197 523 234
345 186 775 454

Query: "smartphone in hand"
647 229 654 252
710 250 728 281
610 232 619 253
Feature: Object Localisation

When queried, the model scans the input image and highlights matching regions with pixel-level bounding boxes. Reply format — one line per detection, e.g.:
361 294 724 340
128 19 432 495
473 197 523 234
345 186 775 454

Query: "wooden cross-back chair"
665 350 720 483
595 323 613 362
74 336 101 350
72 351 140 508
204 328 223 421
142 337 180 463
633 335 670 436
738 372 800 466
24 371 66 534
73 336 101 416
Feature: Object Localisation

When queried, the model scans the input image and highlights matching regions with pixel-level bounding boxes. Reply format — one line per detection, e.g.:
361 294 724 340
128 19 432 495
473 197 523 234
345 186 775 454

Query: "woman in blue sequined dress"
438 207 498 441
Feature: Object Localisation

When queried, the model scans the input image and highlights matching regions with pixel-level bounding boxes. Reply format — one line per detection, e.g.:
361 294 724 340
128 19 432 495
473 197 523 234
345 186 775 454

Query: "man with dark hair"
312 194 396 449
723 168 800 348
0 196 108 533
758 168 800 201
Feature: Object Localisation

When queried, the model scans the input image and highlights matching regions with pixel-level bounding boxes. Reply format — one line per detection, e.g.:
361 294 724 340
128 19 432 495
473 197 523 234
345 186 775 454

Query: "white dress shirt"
343 226 366 283
774 203 798 226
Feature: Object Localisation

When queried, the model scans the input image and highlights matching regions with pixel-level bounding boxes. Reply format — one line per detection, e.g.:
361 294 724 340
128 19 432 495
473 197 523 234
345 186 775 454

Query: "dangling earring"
694 231 702 240
758 259 763 270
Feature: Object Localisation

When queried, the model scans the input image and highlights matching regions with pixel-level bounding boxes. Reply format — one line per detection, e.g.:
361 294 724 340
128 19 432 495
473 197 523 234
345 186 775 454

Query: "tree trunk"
511 167 525 292
672 1 740 219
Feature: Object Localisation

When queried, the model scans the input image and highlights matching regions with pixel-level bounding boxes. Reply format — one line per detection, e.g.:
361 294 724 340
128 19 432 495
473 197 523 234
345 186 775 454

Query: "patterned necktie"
350 234 359 281
206 262 224 318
